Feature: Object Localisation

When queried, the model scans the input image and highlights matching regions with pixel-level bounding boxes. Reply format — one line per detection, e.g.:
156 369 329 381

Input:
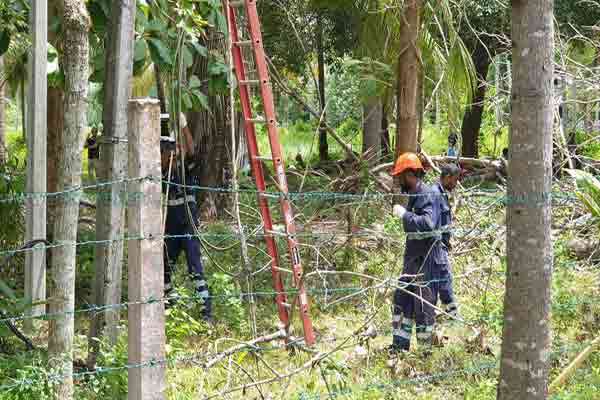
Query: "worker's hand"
393 204 406 218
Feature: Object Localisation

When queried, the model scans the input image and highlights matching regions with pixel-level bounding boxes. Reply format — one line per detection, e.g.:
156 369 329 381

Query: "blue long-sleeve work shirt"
401 182 443 259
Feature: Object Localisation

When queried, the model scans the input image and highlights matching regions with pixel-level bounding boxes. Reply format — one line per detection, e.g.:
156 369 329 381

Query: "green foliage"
259 0 359 76
76 334 129 398
209 273 245 331
0 156 25 256
575 130 600 160
0 353 52 400
342 57 393 104
566 170 600 220
0 1 28 58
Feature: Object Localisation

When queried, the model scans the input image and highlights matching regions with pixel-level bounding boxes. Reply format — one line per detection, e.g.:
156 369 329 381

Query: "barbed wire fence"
0 159 598 400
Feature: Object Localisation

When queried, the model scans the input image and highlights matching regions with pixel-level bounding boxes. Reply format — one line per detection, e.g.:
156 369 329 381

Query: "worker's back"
403 182 443 258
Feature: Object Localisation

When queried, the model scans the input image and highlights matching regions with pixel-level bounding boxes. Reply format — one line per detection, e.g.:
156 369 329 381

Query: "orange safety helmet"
392 152 424 176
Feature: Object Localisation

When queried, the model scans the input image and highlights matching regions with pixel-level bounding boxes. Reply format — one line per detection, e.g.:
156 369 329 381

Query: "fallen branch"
203 301 387 400
429 156 504 171
204 330 286 369
549 335 600 394
0 311 35 351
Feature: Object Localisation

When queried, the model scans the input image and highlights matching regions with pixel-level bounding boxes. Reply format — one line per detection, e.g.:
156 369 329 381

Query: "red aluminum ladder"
225 0 315 346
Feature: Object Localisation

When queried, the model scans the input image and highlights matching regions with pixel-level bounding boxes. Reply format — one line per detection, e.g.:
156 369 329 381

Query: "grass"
0 106 597 399
3 179 599 400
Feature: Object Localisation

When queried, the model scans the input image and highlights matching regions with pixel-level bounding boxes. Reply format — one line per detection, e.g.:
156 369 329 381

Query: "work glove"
393 204 406 218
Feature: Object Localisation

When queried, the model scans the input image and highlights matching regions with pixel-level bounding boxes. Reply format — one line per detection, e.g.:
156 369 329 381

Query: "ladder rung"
234 40 253 46
248 117 267 124
258 191 279 199
229 0 245 7
254 156 273 162
239 79 260 85
266 230 288 237
281 302 292 309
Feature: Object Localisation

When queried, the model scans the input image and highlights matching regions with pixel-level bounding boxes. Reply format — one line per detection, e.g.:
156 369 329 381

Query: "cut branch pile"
370 155 508 193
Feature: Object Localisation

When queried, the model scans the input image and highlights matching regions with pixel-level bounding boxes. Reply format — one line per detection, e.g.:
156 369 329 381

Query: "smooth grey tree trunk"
87 0 136 368
48 1 90 398
0 56 5 164
495 56 503 127
497 1 554 399
362 99 381 162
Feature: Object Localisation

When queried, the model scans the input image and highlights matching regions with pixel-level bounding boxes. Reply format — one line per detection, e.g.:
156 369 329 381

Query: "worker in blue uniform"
432 164 461 320
161 112 211 322
390 152 444 354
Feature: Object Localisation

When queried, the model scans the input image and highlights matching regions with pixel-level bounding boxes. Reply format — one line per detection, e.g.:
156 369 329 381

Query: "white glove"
393 204 406 218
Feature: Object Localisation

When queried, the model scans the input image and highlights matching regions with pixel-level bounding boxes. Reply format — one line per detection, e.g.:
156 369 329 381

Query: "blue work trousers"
163 203 211 316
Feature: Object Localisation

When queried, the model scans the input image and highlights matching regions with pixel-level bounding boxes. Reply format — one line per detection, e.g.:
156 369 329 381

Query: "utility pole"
127 99 166 400
25 0 47 326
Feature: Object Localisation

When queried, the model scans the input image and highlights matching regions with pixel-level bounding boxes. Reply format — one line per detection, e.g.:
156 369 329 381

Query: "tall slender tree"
497 1 554 399
396 0 422 157
316 15 328 161
48 0 90 398
88 0 136 368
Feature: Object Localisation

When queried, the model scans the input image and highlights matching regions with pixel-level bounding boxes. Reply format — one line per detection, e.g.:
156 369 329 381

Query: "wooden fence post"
25 0 47 327
127 98 166 400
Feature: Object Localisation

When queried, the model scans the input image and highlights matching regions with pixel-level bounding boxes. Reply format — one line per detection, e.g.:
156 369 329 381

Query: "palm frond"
566 169 600 220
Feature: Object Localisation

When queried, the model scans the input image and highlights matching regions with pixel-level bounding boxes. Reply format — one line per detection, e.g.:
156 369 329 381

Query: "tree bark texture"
497 2 554 400
395 0 422 157
46 86 64 267
88 0 135 367
461 44 492 158
316 16 328 162
381 106 390 156
188 30 234 220
154 63 167 113
362 99 382 162
48 1 90 399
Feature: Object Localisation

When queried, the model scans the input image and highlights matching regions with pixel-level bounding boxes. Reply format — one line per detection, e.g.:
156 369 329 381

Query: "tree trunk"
188 30 233 220
316 16 328 162
497 2 554 400
381 105 390 156
362 99 381 162
154 63 167 113
48 1 90 399
46 87 64 270
20 76 26 140
88 0 135 368
395 0 422 157
461 44 492 158
417 66 424 151
495 56 503 127
0 56 5 164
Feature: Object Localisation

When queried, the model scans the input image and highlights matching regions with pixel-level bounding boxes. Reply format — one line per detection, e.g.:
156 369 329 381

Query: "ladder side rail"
243 0 315 345
227 3 290 333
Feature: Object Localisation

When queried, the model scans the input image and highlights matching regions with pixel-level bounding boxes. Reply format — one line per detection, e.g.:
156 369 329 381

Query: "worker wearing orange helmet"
390 152 444 354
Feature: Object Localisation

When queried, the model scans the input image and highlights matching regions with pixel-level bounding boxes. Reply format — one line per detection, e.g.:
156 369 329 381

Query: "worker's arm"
179 113 194 157
400 195 437 232
183 125 194 157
